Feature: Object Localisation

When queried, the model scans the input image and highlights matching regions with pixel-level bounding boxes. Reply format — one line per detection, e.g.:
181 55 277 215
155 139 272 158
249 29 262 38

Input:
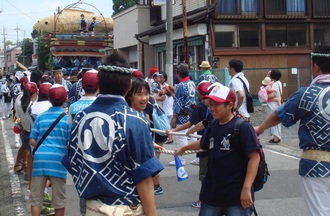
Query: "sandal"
269 139 281 143
164 139 174 144
14 164 24 175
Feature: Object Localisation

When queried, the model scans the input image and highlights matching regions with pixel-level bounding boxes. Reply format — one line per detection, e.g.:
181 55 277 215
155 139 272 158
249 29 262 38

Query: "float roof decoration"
33 8 113 34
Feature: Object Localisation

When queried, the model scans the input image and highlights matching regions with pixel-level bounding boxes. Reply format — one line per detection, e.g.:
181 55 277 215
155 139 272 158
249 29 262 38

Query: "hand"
165 129 172 136
254 126 264 136
240 188 253 209
174 148 184 156
153 143 163 150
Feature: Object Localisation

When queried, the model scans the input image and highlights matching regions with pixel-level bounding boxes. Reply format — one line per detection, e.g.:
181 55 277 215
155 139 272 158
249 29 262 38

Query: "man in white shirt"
228 59 251 120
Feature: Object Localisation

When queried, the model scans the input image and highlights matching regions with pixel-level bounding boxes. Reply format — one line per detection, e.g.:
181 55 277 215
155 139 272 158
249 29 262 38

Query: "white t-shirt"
162 95 173 116
229 72 250 118
268 80 282 110
31 100 52 116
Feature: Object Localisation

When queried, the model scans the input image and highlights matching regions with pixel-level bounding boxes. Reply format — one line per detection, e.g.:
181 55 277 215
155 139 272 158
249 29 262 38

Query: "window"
314 24 330 46
266 24 309 47
313 0 330 17
265 0 306 18
215 0 259 18
215 24 260 48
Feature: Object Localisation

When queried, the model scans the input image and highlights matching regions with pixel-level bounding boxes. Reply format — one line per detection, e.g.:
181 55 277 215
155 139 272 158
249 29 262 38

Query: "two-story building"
115 0 330 99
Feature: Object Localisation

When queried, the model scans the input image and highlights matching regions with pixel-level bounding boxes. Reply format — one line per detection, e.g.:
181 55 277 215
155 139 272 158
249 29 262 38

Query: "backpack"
150 99 170 136
237 77 254 113
258 86 268 103
231 118 270 192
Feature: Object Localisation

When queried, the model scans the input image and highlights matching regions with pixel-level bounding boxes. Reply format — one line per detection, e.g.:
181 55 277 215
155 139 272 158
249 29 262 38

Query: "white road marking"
264 148 300 160
1 119 25 215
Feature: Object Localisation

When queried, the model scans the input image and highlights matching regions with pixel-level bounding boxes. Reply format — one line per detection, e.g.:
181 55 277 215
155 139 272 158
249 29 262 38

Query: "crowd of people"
0 45 329 216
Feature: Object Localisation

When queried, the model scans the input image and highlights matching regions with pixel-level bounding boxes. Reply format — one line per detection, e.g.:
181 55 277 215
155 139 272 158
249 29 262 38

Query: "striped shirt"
30 106 69 179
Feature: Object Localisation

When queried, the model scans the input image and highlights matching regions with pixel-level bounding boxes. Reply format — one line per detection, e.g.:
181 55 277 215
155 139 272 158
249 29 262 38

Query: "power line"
4 0 39 22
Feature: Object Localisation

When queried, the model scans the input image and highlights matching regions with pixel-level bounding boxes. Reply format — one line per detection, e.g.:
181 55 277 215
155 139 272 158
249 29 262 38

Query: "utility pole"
3 27 7 74
165 0 173 86
182 0 189 65
23 31 26 65
14 24 20 45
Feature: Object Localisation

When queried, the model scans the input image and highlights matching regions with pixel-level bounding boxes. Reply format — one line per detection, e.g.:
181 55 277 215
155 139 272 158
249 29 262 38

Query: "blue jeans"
199 203 253 216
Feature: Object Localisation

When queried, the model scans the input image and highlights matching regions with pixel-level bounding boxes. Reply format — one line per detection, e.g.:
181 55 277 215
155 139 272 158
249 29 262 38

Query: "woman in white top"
267 69 283 143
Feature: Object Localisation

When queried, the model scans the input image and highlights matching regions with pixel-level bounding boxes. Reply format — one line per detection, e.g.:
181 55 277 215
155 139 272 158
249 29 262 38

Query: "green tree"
37 33 51 71
17 38 33 67
112 0 139 16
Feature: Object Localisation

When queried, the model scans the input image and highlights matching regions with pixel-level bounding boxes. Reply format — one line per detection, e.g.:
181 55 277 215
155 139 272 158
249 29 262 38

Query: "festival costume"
67 79 83 106
197 69 219 84
276 74 330 215
64 94 163 206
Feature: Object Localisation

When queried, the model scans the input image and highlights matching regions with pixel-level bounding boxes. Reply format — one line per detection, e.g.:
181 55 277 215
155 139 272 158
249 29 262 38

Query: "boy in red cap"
198 83 260 215
29 84 69 216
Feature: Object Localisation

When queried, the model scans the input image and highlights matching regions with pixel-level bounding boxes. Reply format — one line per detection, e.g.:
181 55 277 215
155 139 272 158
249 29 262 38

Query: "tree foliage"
112 0 139 16
17 38 33 67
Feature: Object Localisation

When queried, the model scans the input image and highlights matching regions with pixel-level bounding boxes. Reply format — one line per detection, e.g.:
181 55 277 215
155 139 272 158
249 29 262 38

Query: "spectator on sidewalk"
228 59 251 121
197 61 219 84
255 45 330 216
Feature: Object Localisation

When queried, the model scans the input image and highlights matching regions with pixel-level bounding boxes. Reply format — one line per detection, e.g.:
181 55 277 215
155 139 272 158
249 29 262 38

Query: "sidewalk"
251 105 301 158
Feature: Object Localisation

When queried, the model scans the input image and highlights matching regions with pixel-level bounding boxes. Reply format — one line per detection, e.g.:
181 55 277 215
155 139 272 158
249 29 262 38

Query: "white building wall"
161 0 207 20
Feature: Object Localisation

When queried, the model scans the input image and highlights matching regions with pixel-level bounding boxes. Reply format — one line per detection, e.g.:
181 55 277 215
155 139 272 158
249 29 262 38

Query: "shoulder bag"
32 112 66 155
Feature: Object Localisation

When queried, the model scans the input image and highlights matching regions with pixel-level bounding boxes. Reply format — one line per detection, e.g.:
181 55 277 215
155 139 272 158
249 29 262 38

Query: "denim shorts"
199 202 253 216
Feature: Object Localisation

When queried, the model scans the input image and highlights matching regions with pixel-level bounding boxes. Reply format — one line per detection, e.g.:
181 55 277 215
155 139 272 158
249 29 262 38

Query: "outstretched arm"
254 111 281 135
186 121 204 136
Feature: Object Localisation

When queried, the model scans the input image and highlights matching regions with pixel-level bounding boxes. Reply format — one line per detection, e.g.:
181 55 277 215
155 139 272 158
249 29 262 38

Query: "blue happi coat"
63 94 163 205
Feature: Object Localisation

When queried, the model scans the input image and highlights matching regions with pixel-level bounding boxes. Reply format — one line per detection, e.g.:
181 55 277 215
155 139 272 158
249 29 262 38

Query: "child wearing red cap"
29 84 69 216
198 83 260 215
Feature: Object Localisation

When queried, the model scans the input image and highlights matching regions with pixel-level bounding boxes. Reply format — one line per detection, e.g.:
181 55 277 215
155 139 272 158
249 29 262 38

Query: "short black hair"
98 50 131 95
229 59 243 73
312 45 330 74
270 69 282 81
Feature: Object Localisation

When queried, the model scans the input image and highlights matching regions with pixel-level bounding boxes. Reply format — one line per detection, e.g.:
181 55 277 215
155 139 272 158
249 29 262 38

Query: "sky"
0 0 113 43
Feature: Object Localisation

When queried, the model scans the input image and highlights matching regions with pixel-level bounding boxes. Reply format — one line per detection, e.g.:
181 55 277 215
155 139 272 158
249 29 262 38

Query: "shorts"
30 176 66 209
199 156 208 182
22 131 32 153
86 200 144 216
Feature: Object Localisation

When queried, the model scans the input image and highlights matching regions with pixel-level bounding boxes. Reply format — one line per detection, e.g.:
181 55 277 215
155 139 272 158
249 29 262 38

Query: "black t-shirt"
199 116 259 207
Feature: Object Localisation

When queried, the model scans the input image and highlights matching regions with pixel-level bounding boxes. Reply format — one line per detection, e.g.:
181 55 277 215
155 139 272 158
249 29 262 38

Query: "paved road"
0 106 309 216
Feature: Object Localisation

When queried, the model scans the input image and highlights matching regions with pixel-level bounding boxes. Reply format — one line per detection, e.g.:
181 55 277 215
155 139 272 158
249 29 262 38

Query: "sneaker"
43 193 52 207
154 185 163 195
15 142 21 148
41 207 55 215
24 189 30 201
169 159 186 166
191 200 201 208
190 158 199 165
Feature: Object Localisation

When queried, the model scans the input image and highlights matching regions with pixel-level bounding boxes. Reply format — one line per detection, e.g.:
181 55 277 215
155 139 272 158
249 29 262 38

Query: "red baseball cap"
20 76 29 85
82 70 99 91
149 66 158 76
25 82 38 94
39 82 52 98
132 70 144 78
48 84 67 103
202 83 236 103
196 80 211 96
